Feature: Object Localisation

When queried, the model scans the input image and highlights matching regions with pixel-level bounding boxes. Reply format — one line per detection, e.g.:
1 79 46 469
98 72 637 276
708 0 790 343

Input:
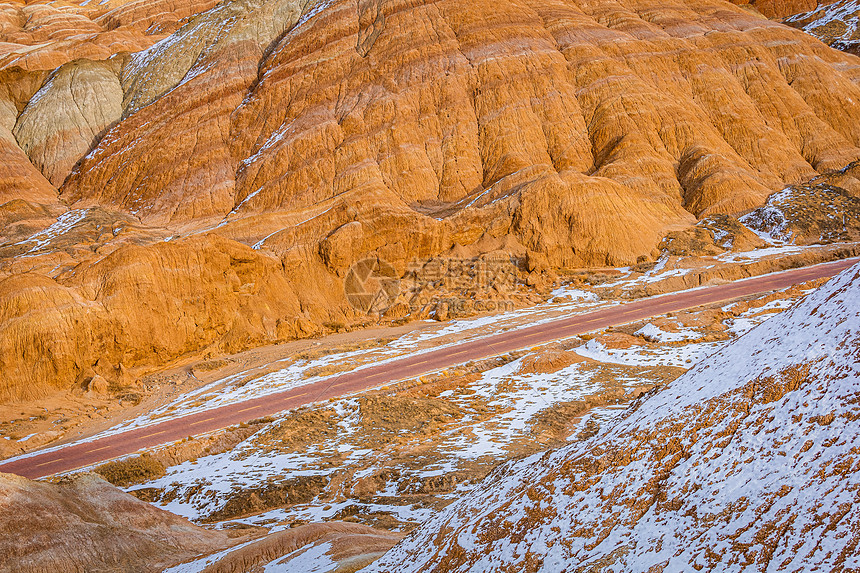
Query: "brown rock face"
0 233 345 402
95 0 224 35
0 0 220 72
2 0 860 401
0 471 231 573
0 69 56 204
0 0 221 200
0 139 57 205
189 522 403 572
14 58 124 186
85 374 109 397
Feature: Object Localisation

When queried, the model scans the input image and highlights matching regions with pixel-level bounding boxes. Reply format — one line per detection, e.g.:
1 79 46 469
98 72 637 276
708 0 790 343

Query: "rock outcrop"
0 471 232 573
785 0 860 54
0 0 221 201
740 176 860 244
60 0 860 266
0 0 219 73
0 233 341 402
14 58 124 186
368 261 860 572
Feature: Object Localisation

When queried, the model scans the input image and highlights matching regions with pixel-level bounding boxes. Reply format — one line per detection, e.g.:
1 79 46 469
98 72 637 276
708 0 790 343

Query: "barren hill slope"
0 471 232 573
368 261 860 572
3 0 860 401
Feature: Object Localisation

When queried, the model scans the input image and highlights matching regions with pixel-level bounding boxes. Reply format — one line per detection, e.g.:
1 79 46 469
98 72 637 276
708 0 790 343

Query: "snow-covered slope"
367 262 860 572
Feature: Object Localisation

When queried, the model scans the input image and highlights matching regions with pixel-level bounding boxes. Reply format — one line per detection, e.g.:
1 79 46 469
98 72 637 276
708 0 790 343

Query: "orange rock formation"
2 0 860 400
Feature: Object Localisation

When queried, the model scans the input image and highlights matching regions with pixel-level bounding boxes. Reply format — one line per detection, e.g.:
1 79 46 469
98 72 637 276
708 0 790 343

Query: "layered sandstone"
190 522 403 572
0 0 221 200
0 233 341 402
0 0 220 72
59 0 860 266
0 471 232 573
1 0 860 401
14 58 124 186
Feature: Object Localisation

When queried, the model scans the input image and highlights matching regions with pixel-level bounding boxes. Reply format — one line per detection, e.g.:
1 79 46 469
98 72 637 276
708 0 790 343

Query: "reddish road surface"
2 257 857 479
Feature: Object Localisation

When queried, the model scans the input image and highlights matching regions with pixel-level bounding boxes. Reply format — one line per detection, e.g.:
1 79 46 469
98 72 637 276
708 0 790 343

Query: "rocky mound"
180 522 402 572
3 0 860 401
368 260 860 571
58 0 860 257
0 471 232 573
660 160 860 255
741 179 860 245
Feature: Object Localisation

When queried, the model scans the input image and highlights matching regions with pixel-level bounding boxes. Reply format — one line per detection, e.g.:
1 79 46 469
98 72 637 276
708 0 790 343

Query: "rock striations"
3 0 860 400
0 471 232 573
367 261 860 572
0 0 221 72
60 0 860 251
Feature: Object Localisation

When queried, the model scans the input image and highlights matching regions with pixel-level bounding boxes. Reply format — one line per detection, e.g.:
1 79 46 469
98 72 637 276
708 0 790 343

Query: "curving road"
1 257 856 479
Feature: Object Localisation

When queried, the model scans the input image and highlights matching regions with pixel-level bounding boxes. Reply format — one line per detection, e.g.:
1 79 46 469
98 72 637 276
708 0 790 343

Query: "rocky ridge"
368 261 860 571
0 253 835 570
87 275 817 567
0 468 401 573
170 521 403 572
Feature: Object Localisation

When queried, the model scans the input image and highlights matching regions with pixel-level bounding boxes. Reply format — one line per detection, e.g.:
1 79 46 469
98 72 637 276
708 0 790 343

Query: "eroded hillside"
2 0 860 405
0 471 234 572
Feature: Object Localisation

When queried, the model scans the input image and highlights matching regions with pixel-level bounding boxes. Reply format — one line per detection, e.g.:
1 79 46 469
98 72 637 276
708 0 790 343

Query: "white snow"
122 351 670 526
573 337 722 367
548 286 598 303
367 261 860 572
786 0 860 45
598 255 696 289
12 209 88 255
263 541 337 572
161 537 261 573
633 323 700 342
